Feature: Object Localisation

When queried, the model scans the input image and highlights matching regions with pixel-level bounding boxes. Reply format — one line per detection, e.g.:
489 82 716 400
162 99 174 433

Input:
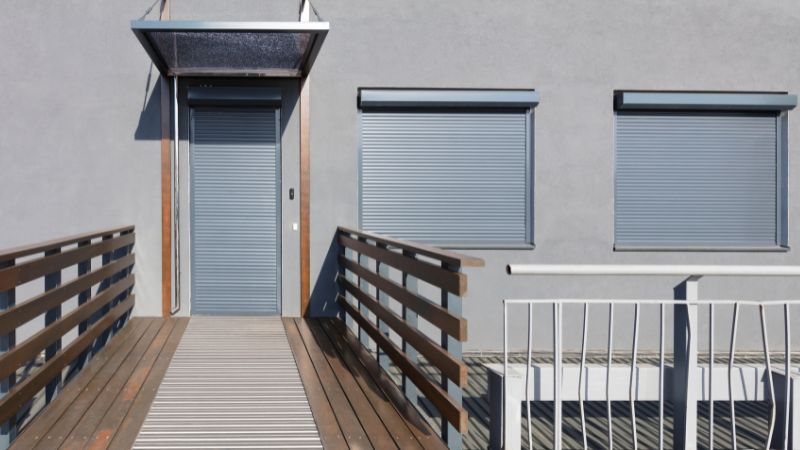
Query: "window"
358 89 538 247
614 92 796 249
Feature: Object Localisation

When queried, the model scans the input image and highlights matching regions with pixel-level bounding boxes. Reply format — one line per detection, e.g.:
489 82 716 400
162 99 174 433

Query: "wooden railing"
0 226 135 446
336 227 484 450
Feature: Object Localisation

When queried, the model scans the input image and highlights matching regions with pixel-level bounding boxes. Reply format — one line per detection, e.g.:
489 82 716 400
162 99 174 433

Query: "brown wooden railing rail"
0 226 135 446
336 226 483 450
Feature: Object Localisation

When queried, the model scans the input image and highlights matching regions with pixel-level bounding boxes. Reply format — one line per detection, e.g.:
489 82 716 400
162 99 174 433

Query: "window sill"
613 245 790 253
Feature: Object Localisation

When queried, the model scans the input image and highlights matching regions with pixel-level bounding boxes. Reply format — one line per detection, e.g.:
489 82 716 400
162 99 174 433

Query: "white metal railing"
499 265 800 450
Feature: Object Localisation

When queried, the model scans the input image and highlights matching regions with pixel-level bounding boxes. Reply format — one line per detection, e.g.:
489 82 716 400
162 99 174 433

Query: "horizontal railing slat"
0 275 134 381
339 235 466 295
0 226 134 262
0 253 135 336
338 255 466 341
339 276 467 387
0 232 135 292
338 227 484 268
0 294 134 424
338 295 468 433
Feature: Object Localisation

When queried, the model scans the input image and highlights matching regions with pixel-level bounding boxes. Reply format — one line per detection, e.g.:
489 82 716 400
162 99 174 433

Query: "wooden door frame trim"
299 76 311 317
160 0 171 318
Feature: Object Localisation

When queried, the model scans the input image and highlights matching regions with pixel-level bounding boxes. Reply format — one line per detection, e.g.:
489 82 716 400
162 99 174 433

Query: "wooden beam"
338 277 467 386
0 295 135 424
338 297 469 433
338 235 467 295
338 227 485 268
337 255 467 340
299 76 311 317
159 0 171 319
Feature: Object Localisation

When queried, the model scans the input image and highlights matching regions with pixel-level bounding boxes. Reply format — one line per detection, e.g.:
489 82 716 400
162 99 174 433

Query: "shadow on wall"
309 232 341 317
134 66 161 141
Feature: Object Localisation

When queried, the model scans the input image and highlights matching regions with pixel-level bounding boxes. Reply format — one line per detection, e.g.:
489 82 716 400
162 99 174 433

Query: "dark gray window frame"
357 89 539 249
613 91 796 252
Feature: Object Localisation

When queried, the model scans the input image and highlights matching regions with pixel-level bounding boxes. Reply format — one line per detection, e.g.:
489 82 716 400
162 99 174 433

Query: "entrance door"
190 107 281 315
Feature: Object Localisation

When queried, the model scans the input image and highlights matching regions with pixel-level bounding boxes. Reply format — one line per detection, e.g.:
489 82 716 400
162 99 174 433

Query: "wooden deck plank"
101 317 188 450
301 319 398 449
58 319 177 449
322 318 449 450
283 318 348 450
292 318 372 449
311 319 425 450
10 318 153 449
28 318 162 450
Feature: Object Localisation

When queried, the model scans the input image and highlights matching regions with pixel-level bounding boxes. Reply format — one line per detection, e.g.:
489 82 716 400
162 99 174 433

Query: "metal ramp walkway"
132 317 322 449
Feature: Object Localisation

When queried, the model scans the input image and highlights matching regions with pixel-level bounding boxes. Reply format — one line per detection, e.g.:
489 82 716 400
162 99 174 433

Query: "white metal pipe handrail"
508 264 800 276
507 298 800 305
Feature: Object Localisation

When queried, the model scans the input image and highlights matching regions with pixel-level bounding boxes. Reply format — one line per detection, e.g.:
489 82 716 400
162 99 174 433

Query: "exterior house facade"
3 0 800 351
3 1 800 449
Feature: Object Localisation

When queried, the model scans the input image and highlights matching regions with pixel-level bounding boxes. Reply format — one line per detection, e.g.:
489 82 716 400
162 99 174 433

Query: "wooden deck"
10 317 188 450
9 316 455 450
284 317 448 450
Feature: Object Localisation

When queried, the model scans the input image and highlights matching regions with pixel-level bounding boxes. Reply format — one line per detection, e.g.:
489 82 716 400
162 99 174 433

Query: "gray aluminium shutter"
615 112 778 247
361 110 530 246
191 107 280 315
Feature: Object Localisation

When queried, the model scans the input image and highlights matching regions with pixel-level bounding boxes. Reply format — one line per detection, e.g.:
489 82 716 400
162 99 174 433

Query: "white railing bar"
553 303 563 450
505 299 800 306
579 303 589 450
526 304 533 449
709 303 715 450
630 302 640 450
761 305 777 448
607 303 614 450
729 303 740 450
503 301 508 450
785 304 791 450
508 264 800 276
659 303 665 450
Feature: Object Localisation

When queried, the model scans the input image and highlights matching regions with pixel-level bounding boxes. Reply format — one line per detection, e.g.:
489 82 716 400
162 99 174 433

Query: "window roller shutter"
615 112 779 247
360 110 531 246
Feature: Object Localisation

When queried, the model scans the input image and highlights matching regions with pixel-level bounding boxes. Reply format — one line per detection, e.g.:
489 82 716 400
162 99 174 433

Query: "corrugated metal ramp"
133 317 322 449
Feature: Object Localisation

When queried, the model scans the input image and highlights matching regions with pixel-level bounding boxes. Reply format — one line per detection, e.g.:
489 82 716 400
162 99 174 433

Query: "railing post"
442 261 463 450
674 275 700 450
341 241 354 333
75 240 92 371
402 250 419 405
357 237 370 348
0 259 16 449
113 229 134 332
44 248 62 403
92 234 114 354
376 243 390 369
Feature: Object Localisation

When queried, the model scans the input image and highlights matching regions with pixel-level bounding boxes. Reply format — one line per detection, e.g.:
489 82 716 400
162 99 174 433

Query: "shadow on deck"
285 317 449 450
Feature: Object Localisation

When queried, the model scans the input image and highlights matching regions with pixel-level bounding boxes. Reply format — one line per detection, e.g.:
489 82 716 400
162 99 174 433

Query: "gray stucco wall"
2 0 799 351
305 0 800 351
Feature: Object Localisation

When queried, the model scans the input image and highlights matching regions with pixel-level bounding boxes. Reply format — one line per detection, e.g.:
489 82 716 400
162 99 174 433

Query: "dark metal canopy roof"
131 20 329 77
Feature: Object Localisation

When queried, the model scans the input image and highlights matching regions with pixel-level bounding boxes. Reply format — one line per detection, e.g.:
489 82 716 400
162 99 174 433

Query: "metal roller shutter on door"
615 112 778 247
360 110 530 245
191 107 280 315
